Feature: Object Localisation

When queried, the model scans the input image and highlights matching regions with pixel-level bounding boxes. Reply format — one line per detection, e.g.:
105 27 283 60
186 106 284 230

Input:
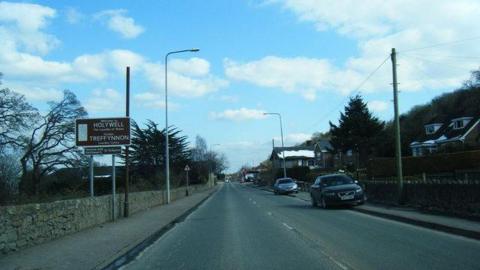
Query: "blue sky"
1 1 480 172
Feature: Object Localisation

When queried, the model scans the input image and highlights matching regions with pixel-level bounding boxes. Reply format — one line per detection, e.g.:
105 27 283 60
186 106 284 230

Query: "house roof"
270 146 315 160
411 116 480 147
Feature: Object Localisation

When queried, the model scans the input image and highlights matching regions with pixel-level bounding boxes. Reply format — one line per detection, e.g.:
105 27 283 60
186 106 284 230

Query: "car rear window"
278 179 293 184
322 175 354 186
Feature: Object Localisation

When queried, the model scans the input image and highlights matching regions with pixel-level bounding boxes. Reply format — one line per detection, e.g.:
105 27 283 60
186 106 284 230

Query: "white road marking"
319 251 349 270
282 222 293 230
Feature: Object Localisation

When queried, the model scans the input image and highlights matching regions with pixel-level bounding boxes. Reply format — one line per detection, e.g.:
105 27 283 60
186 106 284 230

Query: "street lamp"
210 144 220 186
264 112 287 178
165 48 199 204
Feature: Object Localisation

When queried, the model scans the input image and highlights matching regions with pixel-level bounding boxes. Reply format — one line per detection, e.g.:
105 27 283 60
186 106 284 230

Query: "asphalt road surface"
122 183 480 270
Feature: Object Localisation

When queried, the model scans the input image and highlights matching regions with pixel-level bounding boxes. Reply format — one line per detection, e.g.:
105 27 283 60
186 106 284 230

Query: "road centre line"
282 222 293 230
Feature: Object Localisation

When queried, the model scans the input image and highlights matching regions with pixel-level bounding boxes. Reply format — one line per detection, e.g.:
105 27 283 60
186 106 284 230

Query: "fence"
362 178 480 219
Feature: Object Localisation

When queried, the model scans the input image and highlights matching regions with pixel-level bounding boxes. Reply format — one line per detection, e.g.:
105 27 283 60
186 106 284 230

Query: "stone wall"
0 183 212 254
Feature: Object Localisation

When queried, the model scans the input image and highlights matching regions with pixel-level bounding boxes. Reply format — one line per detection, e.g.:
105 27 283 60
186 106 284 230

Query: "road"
122 183 480 270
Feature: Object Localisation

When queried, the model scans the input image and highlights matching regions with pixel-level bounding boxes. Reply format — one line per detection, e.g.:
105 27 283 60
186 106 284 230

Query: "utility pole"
264 113 287 178
391 48 404 204
271 139 275 183
124 66 130 217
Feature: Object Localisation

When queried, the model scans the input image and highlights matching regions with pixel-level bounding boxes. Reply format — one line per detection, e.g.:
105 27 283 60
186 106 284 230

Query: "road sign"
184 165 191 171
76 117 130 147
84 146 122 155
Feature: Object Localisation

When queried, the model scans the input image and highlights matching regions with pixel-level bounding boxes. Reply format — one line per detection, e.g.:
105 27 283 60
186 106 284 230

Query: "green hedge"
368 150 480 177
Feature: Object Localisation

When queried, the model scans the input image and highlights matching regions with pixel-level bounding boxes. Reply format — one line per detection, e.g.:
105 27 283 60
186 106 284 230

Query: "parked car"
310 174 366 208
273 178 298 195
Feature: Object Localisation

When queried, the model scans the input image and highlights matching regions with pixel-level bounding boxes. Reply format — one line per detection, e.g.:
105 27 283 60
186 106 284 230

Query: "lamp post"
210 144 220 186
264 112 287 178
165 48 199 204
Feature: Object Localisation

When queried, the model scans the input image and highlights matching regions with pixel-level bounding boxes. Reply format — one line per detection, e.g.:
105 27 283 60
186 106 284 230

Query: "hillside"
378 70 480 157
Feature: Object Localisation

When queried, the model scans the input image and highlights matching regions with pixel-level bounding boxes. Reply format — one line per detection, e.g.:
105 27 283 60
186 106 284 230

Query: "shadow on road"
280 204 354 211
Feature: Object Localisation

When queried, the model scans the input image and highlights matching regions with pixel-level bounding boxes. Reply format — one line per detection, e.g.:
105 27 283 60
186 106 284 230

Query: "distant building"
269 140 333 170
410 116 480 156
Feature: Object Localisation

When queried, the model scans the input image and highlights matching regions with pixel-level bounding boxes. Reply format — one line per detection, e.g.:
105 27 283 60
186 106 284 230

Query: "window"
321 175 355 187
454 120 464 129
425 125 435 134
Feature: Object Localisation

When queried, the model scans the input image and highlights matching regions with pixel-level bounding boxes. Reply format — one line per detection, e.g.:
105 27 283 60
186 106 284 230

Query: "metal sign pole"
186 170 189 196
112 154 116 221
89 155 94 197
124 66 130 217
184 165 190 196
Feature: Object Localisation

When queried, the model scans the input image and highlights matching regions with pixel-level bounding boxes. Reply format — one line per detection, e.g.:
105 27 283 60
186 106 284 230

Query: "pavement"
122 182 480 270
0 186 219 270
254 183 480 240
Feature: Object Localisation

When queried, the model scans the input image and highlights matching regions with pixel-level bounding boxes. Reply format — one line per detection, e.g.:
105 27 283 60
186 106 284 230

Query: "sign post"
75 117 130 217
89 155 94 197
112 154 116 221
184 165 190 196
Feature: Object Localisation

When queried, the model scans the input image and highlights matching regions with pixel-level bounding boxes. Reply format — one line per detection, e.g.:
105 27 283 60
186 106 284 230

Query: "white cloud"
5 82 63 102
170 58 210 77
0 1 58 55
65 7 83 24
0 3 226 103
85 88 122 112
134 92 180 110
224 56 360 100
144 60 228 98
233 0 480 99
210 108 267 121
368 100 390 113
95 9 144 39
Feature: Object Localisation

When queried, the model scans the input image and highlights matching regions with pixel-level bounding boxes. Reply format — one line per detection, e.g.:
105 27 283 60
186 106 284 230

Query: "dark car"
273 178 298 195
310 174 366 208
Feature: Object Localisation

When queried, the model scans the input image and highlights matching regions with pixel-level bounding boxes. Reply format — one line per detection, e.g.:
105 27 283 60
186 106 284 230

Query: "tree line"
0 74 227 203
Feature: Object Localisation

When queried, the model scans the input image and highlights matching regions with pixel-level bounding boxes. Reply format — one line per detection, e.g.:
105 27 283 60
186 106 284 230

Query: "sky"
1 0 480 172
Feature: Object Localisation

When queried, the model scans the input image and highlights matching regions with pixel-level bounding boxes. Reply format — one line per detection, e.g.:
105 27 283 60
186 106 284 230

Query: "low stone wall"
0 183 212 254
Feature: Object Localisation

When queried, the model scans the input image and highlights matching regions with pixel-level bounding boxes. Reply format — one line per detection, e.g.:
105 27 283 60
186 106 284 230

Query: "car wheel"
311 194 318 207
320 196 328 209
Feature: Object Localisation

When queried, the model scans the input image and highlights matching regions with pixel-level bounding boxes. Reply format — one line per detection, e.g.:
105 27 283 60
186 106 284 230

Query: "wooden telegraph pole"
391 48 404 204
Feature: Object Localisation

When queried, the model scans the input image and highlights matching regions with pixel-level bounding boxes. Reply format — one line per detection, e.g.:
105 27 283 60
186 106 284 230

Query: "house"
269 140 333 170
410 116 480 156
313 140 334 169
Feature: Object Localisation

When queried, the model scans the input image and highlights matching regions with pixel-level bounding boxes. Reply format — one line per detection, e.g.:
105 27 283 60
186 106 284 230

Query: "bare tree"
0 76 39 148
192 135 208 161
20 90 87 194
0 151 21 203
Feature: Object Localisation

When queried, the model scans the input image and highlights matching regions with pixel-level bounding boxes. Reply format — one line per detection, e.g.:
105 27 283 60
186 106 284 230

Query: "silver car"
273 178 298 195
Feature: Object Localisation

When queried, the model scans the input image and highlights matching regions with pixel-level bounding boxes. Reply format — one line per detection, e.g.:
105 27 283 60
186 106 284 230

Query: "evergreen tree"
128 120 191 179
329 95 384 165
